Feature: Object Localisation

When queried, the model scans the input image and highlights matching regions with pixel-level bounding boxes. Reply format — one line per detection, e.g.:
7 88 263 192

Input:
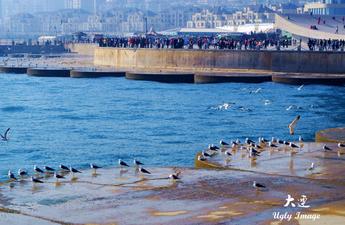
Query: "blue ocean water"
0 73 345 180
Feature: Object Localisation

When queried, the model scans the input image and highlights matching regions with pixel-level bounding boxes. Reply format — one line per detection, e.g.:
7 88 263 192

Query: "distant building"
187 9 227 29
304 0 345 15
64 0 96 13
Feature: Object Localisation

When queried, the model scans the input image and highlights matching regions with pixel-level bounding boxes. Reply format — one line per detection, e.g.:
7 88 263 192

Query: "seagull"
299 136 304 142
268 142 278 148
338 143 345 148
44 166 55 173
253 181 266 189
138 167 151 174
54 172 65 182
225 150 232 156
18 169 28 177
202 151 211 157
245 138 254 145
31 176 44 184
69 166 82 174
278 139 284 144
208 144 220 151
133 159 144 166
169 173 180 180
8 170 16 180
60 164 70 171
220 140 229 146
118 159 130 168
308 162 315 171
323 145 332 151
250 148 260 157
0 128 10 141
297 84 304 91
289 143 300 148
198 155 207 161
34 165 44 174
288 115 301 135
235 139 241 144
90 163 102 173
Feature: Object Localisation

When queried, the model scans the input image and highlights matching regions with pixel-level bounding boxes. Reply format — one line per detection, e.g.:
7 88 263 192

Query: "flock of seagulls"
6 159 182 185
197 135 345 190
1 128 181 184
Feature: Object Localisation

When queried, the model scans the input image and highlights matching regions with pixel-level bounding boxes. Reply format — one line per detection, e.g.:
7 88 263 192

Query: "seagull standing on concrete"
253 181 266 189
44 166 55 173
54 172 65 182
133 159 144 167
31 176 43 184
323 145 332 151
308 162 315 171
90 163 102 173
220 140 229 147
1 128 10 141
60 164 70 171
34 165 44 174
18 169 28 177
118 159 130 168
8 170 16 180
138 167 151 175
198 155 207 161
288 115 301 135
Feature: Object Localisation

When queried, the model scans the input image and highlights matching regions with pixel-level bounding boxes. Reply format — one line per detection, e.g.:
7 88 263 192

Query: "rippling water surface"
0 73 344 180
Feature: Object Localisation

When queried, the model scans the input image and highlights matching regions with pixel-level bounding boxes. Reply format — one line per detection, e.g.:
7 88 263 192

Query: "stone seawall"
94 47 345 74
67 43 98 55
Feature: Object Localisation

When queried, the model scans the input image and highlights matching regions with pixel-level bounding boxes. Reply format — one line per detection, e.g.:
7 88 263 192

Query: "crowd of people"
97 35 294 51
307 38 345 51
96 35 345 52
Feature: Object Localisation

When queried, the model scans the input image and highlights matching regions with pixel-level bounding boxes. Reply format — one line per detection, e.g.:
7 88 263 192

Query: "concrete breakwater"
93 47 345 74
2 65 345 85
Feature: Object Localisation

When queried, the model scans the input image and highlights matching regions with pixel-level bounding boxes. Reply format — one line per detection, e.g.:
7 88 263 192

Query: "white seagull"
253 181 266 189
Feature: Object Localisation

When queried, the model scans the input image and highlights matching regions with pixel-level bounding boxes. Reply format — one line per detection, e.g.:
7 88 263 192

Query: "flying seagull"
288 115 301 135
1 128 10 141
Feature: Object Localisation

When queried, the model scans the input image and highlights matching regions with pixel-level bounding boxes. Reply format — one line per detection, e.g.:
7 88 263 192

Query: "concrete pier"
70 69 125 78
126 71 195 83
27 68 71 77
194 71 272 84
0 66 28 74
316 127 345 143
272 74 345 85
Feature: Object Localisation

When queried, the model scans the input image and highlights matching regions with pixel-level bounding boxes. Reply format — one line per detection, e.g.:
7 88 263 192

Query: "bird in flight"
288 115 300 135
1 128 10 141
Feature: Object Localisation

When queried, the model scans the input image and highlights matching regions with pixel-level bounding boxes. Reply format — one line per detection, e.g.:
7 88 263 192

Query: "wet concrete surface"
1 142 345 225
